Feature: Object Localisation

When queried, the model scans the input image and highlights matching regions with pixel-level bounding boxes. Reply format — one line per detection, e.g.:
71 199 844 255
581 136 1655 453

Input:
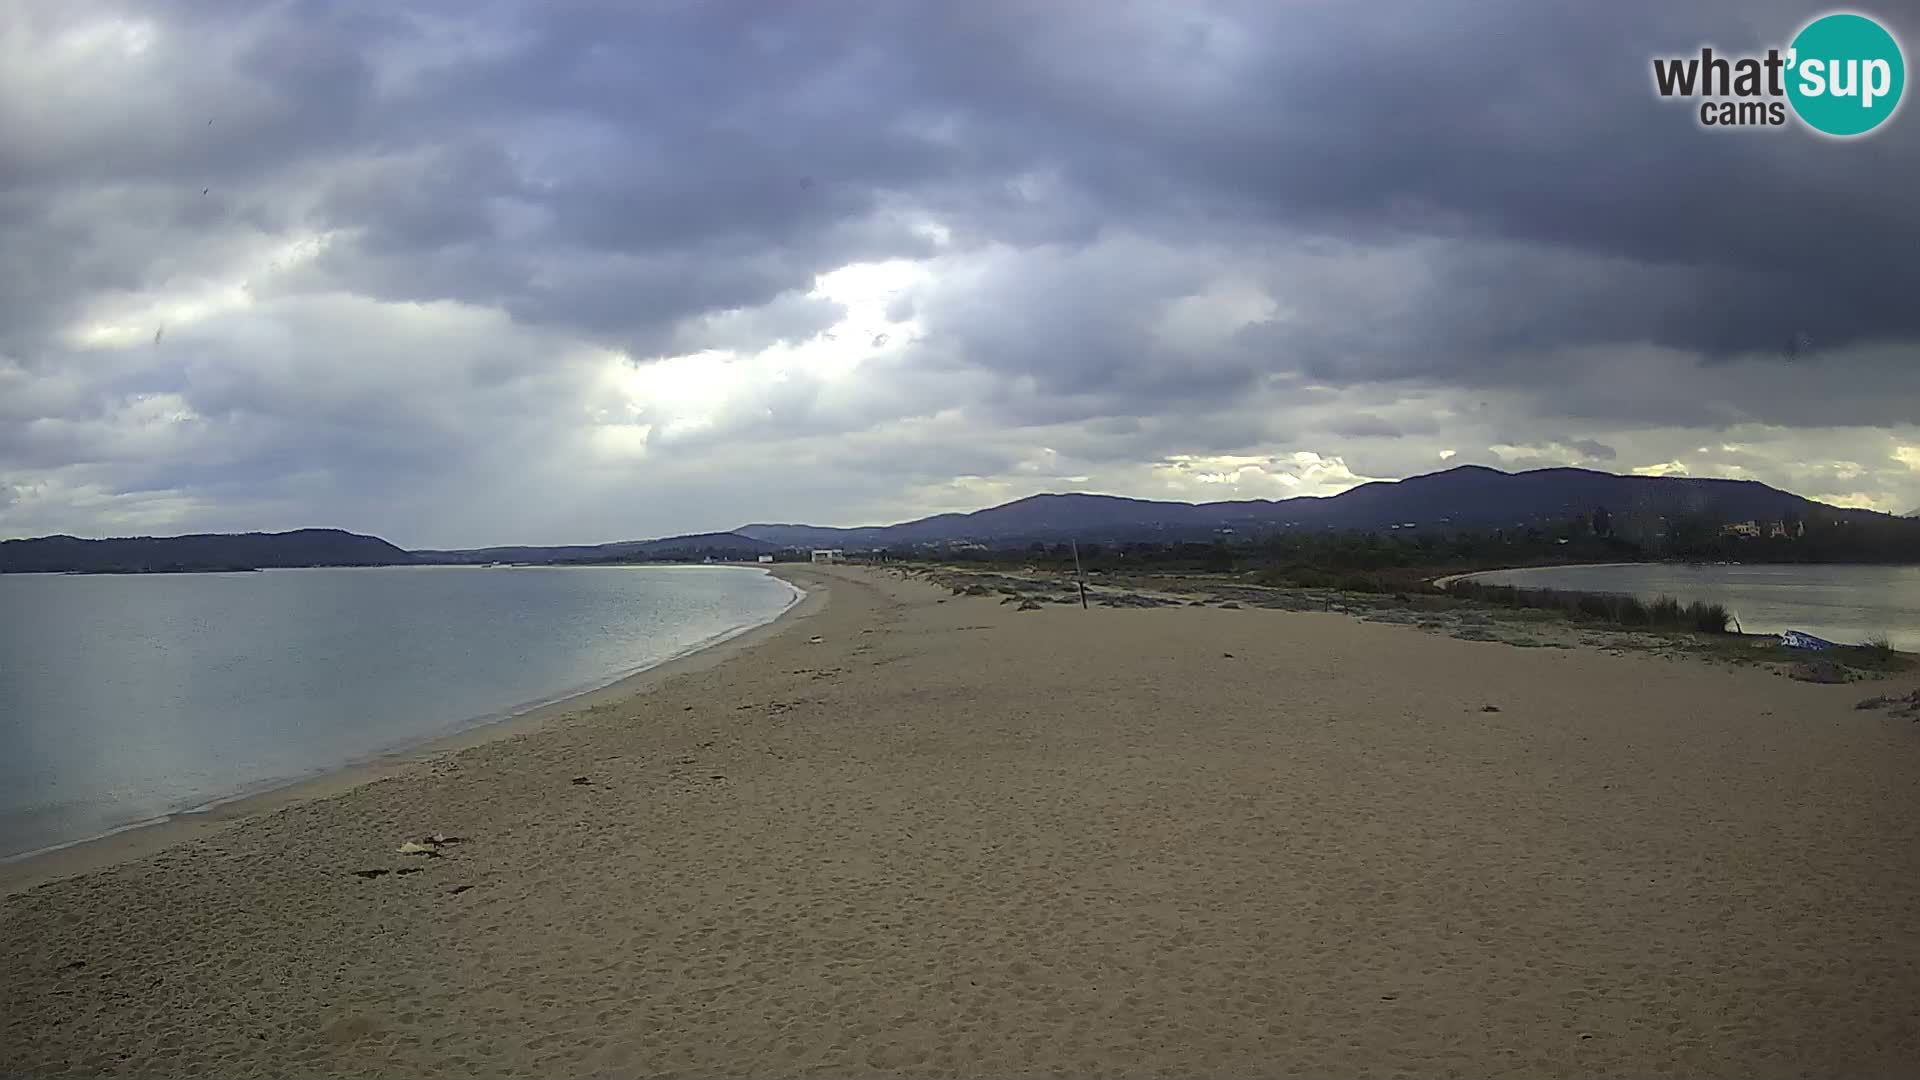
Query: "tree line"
872 506 1920 584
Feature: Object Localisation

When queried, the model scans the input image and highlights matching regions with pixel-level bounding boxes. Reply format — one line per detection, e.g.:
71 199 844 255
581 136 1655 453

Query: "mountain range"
733 465 1880 548
0 466 1897 573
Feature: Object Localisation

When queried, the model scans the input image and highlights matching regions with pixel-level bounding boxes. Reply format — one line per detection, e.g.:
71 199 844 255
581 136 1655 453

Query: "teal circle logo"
1787 13 1905 136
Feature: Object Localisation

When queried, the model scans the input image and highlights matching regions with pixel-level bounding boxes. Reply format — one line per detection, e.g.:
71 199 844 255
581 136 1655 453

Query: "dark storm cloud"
4 0 1919 542
29 1 1915 363
1329 414 1415 440
313 142 523 255
833 0 1920 349
1173 2 1920 359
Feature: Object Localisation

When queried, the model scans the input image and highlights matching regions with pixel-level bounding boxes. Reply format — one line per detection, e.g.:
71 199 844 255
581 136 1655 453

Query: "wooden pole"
1072 539 1088 609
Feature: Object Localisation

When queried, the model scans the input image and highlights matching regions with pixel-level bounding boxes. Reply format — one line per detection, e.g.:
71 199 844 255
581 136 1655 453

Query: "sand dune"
4 566 1918 1077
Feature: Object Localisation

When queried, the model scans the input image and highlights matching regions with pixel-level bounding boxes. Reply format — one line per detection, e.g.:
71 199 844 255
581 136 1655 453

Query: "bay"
0 565 799 859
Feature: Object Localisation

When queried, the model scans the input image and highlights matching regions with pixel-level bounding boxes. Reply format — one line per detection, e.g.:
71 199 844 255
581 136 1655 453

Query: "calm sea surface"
0 565 799 859
1459 563 1920 651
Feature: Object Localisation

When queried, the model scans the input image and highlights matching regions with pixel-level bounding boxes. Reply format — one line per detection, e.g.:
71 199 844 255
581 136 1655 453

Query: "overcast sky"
4 1 1918 547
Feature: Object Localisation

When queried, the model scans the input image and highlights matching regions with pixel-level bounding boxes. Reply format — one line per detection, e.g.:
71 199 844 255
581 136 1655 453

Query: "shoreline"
0 567 827 897
5 565 1918 1075
1428 561 1649 589
1427 558 1920 590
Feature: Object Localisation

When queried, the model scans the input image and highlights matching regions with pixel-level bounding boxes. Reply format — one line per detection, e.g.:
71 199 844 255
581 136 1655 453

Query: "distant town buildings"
810 549 843 564
1721 519 1805 539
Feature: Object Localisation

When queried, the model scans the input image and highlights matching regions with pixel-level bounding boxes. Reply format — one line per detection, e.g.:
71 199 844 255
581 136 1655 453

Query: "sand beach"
3 565 1918 1077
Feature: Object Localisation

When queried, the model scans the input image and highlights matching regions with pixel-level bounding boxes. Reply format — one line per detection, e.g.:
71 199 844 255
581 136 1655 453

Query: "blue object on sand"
1779 630 1838 650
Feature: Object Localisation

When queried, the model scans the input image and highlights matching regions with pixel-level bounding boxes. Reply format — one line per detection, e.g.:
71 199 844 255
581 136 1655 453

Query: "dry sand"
3 565 1918 1078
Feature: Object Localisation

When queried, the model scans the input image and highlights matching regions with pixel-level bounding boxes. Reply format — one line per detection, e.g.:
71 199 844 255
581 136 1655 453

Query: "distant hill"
740 465 1885 548
411 542 650 565
0 529 414 574
560 531 777 562
4 526 779 574
414 531 776 565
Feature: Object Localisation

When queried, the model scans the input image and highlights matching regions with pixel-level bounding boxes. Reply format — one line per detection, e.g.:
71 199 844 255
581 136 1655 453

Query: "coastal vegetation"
895 518 1919 666
910 504 1920 580
1439 579 1731 633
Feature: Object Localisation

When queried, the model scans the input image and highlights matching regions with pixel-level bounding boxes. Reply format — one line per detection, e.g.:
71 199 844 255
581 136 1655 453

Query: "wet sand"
3 565 1918 1077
